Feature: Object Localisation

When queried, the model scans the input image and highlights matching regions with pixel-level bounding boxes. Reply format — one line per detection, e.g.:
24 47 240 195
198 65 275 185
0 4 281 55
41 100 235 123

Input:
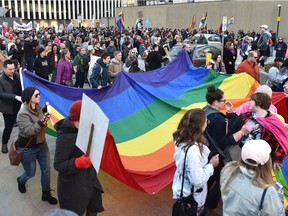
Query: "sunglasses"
253 56 258 59
219 99 226 103
34 93 40 98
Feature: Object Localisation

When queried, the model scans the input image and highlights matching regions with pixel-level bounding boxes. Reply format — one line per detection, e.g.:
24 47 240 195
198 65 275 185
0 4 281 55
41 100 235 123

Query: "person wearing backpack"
90 52 111 89
203 85 251 210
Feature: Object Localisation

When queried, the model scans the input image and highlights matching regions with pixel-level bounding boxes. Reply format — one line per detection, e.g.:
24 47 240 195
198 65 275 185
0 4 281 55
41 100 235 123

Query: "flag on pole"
218 22 222 33
198 12 207 30
116 10 125 31
67 22 74 32
145 17 151 29
227 16 234 27
189 16 196 32
2 21 7 37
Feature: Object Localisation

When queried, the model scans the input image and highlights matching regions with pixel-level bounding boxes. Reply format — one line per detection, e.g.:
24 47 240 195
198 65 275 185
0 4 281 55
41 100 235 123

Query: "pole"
221 16 227 61
107 11 109 27
86 123 95 156
276 4 281 38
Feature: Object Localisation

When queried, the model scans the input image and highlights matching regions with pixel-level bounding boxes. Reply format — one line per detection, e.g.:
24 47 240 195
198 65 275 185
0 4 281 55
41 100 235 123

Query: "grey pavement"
0 116 173 216
0 52 274 216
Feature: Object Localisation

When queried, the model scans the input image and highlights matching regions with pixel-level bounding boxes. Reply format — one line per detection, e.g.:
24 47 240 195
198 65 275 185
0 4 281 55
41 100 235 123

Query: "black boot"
1 143 8 153
42 191 58 205
17 177 26 193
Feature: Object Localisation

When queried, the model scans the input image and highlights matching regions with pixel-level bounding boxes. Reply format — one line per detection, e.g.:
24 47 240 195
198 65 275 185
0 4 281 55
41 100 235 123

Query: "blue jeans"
51 69 57 83
18 141 51 191
25 56 34 72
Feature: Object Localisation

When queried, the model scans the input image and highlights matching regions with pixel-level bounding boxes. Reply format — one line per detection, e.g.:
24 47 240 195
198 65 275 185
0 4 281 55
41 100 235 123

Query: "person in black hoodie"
54 100 104 216
33 47 50 80
23 35 38 72
146 44 167 71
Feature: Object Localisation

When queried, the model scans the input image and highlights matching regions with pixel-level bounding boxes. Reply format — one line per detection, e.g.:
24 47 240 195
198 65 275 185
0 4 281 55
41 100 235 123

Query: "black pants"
2 113 17 144
74 72 85 88
259 50 267 67
206 163 223 209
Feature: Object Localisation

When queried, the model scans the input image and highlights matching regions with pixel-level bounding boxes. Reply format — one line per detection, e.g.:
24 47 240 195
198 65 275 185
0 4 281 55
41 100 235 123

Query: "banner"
13 21 33 31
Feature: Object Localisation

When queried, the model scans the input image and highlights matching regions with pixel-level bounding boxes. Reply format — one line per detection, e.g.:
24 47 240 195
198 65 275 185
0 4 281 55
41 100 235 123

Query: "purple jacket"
56 60 73 85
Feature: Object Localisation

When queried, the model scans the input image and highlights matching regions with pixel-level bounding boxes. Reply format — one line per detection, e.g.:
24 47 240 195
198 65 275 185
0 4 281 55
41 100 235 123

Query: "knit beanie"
69 100 82 121
21 86 38 103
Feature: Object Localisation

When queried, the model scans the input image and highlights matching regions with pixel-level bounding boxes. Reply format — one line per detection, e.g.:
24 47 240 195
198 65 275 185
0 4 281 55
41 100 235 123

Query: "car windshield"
195 47 212 58
169 46 182 57
207 35 221 42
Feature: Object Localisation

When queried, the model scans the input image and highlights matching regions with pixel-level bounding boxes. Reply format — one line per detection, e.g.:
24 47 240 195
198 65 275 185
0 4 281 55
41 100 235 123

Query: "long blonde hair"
222 158 274 193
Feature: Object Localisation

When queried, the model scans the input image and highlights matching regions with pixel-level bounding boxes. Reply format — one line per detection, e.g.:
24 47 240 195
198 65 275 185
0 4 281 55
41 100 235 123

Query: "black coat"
223 48 237 74
33 56 50 80
147 51 162 71
54 118 104 215
0 72 22 114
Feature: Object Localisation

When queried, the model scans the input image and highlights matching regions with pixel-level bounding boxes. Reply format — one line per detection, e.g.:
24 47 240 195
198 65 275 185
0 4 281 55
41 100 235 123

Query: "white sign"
77 14 82 24
13 21 33 31
75 94 109 172
222 16 227 32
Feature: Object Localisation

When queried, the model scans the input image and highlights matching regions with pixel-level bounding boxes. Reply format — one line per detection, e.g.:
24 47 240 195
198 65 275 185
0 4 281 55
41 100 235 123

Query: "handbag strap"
179 145 192 198
258 187 268 216
205 130 226 159
21 137 34 152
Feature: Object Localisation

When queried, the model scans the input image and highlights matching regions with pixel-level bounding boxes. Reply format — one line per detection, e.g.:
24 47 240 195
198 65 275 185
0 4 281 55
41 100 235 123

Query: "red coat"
235 59 260 83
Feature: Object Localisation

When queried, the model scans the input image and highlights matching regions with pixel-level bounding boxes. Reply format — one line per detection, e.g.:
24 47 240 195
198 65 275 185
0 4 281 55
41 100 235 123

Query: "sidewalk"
0 118 175 216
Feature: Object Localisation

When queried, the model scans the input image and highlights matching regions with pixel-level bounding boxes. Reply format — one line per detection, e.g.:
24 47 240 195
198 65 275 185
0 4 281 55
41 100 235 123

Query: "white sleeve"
186 146 214 188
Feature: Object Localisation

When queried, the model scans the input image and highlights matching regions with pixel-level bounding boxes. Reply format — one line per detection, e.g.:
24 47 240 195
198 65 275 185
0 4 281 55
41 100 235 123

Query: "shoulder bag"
172 146 198 216
205 130 241 165
9 137 33 166
258 187 268 216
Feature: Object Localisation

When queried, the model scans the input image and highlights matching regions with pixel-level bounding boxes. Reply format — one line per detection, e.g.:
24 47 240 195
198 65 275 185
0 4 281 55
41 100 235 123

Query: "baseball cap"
274 57 284 63
260 25 268 29
241 140 271 167
255 85 272 98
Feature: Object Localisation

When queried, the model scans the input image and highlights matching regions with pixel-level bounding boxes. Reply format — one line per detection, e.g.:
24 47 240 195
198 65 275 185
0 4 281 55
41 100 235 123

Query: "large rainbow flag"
21 51 287 194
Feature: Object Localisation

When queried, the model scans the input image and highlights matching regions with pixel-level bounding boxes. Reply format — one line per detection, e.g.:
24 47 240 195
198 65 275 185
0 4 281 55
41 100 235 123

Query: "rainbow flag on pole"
116 10 125 31
189 15 196 32
198 13 207 30
227 16 235 27
21 51 287 194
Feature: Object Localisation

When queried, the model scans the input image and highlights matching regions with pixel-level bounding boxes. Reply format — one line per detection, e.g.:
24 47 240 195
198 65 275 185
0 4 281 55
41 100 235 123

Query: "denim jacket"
172 142 214 207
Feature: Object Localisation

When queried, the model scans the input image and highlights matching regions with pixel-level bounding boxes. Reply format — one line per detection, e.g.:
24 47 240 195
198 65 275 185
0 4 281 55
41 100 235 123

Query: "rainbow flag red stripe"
22 51 287 194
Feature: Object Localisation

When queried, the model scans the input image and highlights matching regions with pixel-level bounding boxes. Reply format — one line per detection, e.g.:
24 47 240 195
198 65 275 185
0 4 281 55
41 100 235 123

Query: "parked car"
194 33 222 45
169 44 221 67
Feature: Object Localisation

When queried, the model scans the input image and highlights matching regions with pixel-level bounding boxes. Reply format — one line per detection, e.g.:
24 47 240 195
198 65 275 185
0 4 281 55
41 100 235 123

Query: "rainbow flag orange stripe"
21 51 260 194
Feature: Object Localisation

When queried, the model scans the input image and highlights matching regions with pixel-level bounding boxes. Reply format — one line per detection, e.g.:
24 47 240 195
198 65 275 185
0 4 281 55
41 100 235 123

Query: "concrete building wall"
119 1 286 37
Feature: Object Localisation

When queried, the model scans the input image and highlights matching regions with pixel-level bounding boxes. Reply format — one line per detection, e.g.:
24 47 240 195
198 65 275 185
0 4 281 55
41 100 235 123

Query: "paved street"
0 117 174 216
0 51 274 215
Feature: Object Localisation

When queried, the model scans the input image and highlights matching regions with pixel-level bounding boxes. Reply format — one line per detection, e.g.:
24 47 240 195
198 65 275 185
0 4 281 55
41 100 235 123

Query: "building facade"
0 0 123 20
0 0 225 21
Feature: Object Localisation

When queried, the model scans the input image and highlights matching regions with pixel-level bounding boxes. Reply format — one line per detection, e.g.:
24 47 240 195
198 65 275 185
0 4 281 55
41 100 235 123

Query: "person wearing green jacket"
197 33 208 45
72 46 89 88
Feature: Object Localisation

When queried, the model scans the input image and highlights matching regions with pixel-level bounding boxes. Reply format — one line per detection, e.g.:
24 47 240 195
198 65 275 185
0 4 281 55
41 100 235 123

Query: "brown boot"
1 144 8 154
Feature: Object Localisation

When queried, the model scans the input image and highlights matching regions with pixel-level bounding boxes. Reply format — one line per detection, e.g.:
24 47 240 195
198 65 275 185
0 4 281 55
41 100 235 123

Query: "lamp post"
77 13 82 28
276 3 281 37
106 11 109 27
